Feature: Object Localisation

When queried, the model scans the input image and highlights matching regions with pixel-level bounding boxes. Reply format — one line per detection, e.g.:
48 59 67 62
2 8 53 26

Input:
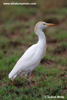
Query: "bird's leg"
18 71 32 89
29 72 36 82
29 72 32 76
25 74 27 77
18 71 29 81
19 74 29 81
19 73 32 89
28 73 33 89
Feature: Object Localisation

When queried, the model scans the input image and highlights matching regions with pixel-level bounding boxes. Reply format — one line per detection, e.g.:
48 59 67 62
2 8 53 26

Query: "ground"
0 1 67 100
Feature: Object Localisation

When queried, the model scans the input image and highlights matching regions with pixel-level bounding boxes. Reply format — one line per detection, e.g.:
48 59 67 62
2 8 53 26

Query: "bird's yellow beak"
46 23 55 26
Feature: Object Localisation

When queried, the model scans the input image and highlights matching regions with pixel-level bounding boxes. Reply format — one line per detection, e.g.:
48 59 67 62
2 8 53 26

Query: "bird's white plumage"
9 44 43 80
9 21 54 80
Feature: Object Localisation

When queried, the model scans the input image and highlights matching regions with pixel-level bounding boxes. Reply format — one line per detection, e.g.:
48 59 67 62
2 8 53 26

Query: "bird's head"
34 21 55 33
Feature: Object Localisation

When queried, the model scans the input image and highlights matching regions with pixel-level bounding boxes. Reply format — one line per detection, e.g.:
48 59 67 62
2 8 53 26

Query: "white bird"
9 21 55 81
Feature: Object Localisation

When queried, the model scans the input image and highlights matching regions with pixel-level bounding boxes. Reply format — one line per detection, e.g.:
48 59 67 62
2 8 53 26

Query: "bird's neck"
36 29 46 47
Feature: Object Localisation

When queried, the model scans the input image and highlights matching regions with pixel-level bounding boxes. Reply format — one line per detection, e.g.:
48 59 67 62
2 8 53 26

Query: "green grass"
55 31 67 41
44 8 67 15
0 2 67 100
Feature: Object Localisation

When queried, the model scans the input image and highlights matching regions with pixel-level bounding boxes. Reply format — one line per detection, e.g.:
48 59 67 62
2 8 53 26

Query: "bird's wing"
22 44 37 57
16 44 42 69
9 44 42 79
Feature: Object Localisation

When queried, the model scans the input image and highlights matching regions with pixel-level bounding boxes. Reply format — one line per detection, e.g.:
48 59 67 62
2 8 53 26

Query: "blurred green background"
0 0 67 100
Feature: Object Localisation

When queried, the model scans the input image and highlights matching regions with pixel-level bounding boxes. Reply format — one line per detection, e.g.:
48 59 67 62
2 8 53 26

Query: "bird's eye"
43 23 45 25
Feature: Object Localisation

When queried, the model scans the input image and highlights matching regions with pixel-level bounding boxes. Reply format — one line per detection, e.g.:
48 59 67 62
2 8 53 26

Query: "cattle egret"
9 21 55 81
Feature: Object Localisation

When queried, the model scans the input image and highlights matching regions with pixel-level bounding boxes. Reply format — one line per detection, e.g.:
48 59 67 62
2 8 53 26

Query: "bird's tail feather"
8 68 18 80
